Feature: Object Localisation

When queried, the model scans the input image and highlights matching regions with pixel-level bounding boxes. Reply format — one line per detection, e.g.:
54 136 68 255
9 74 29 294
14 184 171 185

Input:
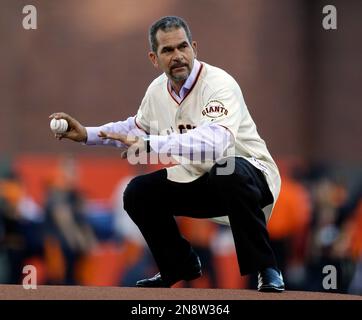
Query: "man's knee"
123 169 167 216
123 176 144 215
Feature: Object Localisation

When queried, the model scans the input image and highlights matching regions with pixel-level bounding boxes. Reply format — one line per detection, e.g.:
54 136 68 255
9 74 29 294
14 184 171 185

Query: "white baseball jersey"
135 60 281 223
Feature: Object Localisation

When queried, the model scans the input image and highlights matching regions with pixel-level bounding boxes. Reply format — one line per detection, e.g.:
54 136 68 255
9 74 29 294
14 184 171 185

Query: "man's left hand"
98 131 146 158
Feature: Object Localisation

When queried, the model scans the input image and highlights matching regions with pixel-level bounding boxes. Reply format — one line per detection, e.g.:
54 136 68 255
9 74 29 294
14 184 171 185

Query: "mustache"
171 63 188 70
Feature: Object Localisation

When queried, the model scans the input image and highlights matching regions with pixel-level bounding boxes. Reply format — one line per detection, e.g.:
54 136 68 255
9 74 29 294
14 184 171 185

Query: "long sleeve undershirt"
86 116 233 160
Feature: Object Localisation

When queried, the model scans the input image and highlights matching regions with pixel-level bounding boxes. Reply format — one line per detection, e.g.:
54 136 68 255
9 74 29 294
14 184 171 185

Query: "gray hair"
149 16 192 53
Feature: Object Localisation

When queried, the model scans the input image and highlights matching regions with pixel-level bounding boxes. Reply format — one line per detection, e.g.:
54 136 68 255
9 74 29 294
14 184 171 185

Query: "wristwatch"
143 135 151 153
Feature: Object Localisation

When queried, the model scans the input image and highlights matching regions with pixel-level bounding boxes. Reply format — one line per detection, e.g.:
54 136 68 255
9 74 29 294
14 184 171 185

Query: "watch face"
145 137 151 153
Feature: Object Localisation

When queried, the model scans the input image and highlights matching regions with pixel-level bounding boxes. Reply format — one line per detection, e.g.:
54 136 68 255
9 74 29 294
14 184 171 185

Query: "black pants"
123 157 277 280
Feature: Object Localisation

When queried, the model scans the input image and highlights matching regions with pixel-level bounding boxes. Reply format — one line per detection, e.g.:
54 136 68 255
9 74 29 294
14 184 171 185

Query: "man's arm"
86 116 146 148
149 123 232 160
99 123 233 161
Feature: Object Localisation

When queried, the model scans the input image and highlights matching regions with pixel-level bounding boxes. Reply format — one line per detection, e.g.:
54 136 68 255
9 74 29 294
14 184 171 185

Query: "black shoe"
136 256 202 288
257 267 285 292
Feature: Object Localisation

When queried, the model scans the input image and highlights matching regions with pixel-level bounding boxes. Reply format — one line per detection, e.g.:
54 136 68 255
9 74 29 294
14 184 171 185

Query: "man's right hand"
49 112 87 143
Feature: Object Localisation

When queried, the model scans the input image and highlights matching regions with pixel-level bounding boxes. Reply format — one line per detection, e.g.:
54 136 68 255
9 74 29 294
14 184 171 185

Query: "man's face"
149 28 197 83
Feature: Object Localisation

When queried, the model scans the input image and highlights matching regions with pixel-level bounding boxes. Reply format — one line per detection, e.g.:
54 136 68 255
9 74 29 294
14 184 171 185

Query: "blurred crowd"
0 156 361 294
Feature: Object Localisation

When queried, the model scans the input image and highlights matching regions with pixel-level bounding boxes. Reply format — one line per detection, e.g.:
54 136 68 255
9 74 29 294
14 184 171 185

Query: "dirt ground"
0 285 361 300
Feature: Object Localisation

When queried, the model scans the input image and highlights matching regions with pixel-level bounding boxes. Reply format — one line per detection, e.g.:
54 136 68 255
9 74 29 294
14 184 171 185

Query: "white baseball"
50 118 68 133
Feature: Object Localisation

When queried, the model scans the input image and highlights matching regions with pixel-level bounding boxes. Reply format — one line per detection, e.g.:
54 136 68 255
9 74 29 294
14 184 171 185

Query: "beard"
169 63 191 82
